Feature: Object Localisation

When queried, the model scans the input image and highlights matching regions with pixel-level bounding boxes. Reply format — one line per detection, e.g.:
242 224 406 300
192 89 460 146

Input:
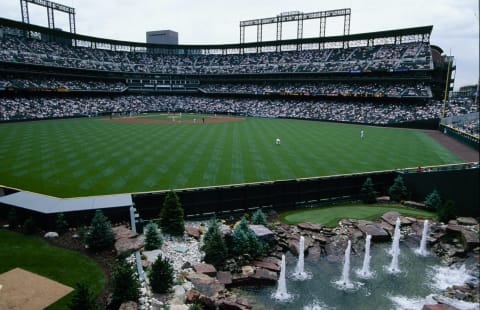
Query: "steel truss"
19 0 76 33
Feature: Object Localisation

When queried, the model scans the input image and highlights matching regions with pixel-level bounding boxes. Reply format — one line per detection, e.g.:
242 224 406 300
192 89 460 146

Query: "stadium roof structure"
0 190 133 214
0 17 433 53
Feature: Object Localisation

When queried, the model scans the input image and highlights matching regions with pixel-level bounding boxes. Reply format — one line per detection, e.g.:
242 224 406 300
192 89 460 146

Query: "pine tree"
144 222 162 250
388 175 408 202
251 208 268 226
86 210 115 251
201 218 227 268
68 282 97 310
55 213 69 234
360 177 378 204
149 255 174 293
8 208 18 229
110 261 141 308
231 217 262 257
159 190 185 236
438 200 457 223
424 189 441 211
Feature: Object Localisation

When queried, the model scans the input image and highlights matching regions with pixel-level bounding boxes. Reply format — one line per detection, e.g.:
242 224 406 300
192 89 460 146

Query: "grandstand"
0 7 478 219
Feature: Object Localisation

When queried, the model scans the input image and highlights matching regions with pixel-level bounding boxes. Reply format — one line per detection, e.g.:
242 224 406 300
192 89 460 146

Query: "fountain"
293 236 312 280
415 219 429 256
334 240 354 289
272 254 292 301
356 234 373 278
387 217 401 273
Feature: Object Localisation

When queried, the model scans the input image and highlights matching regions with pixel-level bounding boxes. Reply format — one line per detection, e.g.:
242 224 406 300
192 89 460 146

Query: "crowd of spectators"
0 25 432 75
1 95 477 128
0 75 126 91
200 82 432 98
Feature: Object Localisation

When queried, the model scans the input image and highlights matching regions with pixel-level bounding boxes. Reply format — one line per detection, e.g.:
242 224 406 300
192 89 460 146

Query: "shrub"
424 189 441 211
360 177 378 204
86 210 115 251
438 200 457 223
55 213 69 234
144 222 162 250
231 217 263 258
110 261 141 308
201 218 227 268
388 175 408 202
251 208 268 226
23 217 37 235
159 190 185 236
8 208 18 229
149 255 174 293
68 282 98 310
189 304 204 310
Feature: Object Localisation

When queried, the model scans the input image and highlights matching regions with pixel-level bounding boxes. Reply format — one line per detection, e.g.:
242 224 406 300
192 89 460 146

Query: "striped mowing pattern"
0 115 461 198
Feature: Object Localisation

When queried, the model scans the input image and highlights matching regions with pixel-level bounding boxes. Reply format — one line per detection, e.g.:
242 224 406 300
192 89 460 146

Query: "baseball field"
0 113 462 198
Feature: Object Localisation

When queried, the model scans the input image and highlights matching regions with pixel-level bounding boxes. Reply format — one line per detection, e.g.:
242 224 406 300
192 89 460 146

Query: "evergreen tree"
251 208 268 226
23 217 37 235
360 177 378 204
149 255 174 293
201 218 227 268
424 189 441 211
144 222 162 250
86 210 115 251
55 213 69 234
110 261 141 308
388 175 408 202
188 304 204 310
159 190 185 236
8 208 18 229
68 282 97 310
231 217 262 257
438 200 457 223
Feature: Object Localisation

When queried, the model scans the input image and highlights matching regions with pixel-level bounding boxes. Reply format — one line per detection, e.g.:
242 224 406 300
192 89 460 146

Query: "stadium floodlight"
19 0 76 33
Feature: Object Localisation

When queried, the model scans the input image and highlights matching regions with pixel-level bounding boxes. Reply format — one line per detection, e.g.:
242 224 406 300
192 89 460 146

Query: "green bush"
388 175 408 202
86 210 115 252
8 208 18 229
231 217 263 258
23 217 37 235
149 255 174 294
159 190 185 236
424 189 441 211
68 282 98 310
188 304 204 310
201 218 227 268
360 177 378 204
251 208 268 226
110 261 141 308
144 222 163 250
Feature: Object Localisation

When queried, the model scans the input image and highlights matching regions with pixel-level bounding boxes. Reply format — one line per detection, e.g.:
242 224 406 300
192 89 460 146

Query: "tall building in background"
146 30 178 45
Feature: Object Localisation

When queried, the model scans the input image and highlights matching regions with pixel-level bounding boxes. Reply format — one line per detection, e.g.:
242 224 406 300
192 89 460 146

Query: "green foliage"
23 217 37 234
438 200 457 223
68 282 98 310
231 217 263 258
201 218 228 268
149 255 174 294
160 190 185 236
188 304 204 310
55 213 69 234
110 261 141 308
86 210 115 252
8 208 18 229
251 208 268 226
388 175 408 202
360 177 378 204
144 222 163 250
424 189 442 211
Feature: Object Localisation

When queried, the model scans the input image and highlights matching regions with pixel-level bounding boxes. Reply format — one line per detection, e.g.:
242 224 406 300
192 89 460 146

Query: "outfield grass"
0 115 462 197
279 204 437 227
0 229 105 309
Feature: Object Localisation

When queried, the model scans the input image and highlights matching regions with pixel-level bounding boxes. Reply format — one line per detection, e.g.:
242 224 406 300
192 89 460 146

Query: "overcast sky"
0 0 478 90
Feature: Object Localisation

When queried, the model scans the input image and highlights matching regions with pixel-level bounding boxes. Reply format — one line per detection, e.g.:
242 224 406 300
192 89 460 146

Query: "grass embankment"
0 229 105 309
279 204 437 227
